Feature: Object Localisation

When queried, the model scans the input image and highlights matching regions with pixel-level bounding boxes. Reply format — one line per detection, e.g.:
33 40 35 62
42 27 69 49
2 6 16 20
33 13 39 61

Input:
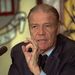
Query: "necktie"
38 54 48 70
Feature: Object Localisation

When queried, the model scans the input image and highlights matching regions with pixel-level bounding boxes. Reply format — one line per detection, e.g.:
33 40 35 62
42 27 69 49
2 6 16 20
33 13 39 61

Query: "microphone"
0 46 8 56
28 47 32 52
24 42 32 52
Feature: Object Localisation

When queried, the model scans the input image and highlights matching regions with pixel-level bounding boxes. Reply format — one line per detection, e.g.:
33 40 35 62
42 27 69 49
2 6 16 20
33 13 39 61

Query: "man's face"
29 11 59 53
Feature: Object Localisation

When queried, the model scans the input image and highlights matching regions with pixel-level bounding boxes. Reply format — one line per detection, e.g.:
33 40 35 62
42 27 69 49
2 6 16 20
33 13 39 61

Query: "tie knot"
38 54 48 70
41 54 48 61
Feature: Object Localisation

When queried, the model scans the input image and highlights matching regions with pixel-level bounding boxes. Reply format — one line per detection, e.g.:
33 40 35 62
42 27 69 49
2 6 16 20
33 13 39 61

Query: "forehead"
29 10 57 23
29 10 56 18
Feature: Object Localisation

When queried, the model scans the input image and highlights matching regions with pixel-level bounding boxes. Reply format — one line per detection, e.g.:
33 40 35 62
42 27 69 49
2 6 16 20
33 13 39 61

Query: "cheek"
38 33 56 50
48 34 56 45
48 30 57 43
30 30 39 39
30 29 57 50
31 32 37 39
46 32 56 44
42 30 57 48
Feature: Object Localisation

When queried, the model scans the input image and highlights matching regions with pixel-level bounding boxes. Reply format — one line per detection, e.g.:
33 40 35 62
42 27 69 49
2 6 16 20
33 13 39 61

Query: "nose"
39 26 45 35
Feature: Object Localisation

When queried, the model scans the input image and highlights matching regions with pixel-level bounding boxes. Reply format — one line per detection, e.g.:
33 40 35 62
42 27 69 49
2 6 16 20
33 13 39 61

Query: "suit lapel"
44 35 65 75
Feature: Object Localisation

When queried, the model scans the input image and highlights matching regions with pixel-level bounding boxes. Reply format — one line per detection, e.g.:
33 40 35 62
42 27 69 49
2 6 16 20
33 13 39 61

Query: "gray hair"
28 4 59 22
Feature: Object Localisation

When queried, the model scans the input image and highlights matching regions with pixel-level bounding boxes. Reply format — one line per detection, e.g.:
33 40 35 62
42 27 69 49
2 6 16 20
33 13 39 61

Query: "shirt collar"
42 47 55 56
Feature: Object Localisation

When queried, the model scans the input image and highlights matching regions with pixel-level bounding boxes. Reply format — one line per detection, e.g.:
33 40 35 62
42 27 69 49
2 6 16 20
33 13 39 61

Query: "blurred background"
0 0 75 75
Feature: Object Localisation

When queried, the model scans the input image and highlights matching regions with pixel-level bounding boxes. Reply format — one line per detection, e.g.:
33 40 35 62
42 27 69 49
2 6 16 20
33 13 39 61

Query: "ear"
57 21 64 35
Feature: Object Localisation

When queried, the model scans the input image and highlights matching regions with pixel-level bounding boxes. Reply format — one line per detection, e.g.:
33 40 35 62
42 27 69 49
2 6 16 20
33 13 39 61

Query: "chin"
39 46 49 51
39 45 49 49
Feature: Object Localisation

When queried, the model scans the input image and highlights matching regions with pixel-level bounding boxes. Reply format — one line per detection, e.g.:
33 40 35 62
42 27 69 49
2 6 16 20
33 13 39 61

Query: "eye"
31 25 37 29
46 24 51 27
44 23 54 28
45 24 52 27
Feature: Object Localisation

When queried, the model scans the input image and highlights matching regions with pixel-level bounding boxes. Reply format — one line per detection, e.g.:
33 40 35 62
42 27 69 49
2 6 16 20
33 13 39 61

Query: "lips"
37 39 47 43
37 38 47 41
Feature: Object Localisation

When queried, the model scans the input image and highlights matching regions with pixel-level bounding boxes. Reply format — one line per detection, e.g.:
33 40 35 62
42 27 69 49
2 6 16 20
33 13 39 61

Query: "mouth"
37 39 47 43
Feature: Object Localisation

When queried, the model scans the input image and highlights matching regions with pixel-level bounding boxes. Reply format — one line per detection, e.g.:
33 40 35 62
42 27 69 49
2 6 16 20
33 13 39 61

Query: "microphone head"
28 47 32 52
0 46 8 56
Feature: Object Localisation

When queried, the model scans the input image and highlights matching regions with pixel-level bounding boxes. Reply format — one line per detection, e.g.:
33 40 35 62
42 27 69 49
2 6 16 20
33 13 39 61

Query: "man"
8 4 75 75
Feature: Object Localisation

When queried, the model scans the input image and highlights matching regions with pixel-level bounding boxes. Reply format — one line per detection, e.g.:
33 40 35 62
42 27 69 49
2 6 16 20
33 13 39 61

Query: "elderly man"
8 4 75 75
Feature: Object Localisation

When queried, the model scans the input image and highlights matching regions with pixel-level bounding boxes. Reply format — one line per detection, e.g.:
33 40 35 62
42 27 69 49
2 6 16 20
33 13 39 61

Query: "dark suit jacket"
8 34 75 75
